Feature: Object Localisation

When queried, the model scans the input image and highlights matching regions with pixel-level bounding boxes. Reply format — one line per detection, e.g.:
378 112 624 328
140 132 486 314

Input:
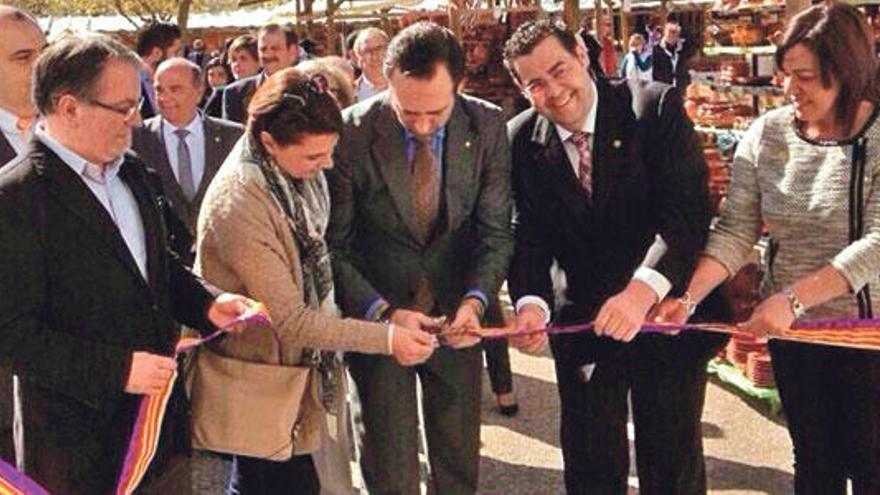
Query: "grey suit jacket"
131 115 243 235
327 93 514 319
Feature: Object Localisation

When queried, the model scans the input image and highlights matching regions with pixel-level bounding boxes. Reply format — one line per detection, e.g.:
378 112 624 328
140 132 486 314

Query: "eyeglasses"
86 97 143 119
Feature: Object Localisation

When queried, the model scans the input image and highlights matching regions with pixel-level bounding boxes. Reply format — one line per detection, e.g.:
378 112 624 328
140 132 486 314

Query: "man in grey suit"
132 58 242 244
327 22 514 495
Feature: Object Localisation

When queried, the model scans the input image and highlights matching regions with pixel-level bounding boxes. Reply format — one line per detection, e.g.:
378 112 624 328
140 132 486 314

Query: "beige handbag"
189 332 322 460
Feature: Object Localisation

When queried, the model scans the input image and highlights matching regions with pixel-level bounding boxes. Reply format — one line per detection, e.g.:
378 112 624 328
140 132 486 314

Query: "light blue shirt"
0 106 34 158
161 114 206 192
36 125 148 280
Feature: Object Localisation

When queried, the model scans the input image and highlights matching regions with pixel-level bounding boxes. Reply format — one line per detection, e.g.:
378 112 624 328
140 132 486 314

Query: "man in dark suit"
219 24 299 124
327 22 513 495
652 20 691 88
0 33 257 494
502 20 725 494
132 57 243 243
0 5 45 468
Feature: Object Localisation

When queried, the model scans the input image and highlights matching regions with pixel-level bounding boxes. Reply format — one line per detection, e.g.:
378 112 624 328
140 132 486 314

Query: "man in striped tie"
503 19 725 495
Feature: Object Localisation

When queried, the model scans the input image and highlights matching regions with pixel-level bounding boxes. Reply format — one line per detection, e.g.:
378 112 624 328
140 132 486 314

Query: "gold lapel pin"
612 139 622 149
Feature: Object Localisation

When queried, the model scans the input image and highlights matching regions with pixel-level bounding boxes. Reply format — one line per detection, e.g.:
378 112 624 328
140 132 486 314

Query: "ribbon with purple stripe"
471 318 880 351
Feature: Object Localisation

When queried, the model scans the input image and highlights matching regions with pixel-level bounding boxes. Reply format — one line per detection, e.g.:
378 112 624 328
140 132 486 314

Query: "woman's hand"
648 296 692 336
390 325 438 366
738 292 795 339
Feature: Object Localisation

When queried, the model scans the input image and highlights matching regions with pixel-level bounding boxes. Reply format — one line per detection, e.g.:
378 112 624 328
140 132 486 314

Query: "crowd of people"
0 2 878 495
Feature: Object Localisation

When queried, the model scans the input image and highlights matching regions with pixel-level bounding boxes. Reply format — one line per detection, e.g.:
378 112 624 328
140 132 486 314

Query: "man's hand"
389 308 438 333
738 292 794 340
391 325 438 366
125 352 177 395
647 296 691 335
207 293 268 334
510 303 548 354
594 280 657 342
444 299 483 349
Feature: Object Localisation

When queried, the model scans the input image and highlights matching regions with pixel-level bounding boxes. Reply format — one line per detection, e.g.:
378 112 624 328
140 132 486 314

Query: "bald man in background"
0 6 45 467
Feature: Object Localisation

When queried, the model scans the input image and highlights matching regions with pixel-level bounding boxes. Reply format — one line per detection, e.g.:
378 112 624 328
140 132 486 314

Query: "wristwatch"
784 288 807 319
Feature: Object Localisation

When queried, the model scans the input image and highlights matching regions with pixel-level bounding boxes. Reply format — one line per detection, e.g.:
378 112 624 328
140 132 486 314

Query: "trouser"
550 330 727 495
237 454 320 495
0 364 14 465
349 345 483 495
482 339 513 395
769 340 880 495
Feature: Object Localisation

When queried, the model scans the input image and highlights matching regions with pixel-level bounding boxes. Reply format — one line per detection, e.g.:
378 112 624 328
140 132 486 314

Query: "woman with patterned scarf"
193 68 438 494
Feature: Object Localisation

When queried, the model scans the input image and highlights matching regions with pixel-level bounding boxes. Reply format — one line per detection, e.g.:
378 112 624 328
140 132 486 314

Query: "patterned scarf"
252 143 343 413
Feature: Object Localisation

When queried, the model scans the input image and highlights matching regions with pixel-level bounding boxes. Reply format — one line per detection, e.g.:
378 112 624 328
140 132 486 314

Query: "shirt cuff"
515 295 551 324
387 323 395 355
632 266 672 302
365 297 390 321
463 289 488 310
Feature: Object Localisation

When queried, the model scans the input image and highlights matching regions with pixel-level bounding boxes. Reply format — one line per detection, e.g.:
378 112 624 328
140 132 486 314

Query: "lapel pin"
612 139 622 149
214 136 221 143
465 140 472 149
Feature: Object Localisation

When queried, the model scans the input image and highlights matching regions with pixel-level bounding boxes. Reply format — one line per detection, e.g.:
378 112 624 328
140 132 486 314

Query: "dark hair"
503 19 579 83
259 24 299 48
776 2 879 132
247 68 342 156
205 57 231 86
34 33 141 115
136 21 181 57
383 21 464 86
229 34 259 61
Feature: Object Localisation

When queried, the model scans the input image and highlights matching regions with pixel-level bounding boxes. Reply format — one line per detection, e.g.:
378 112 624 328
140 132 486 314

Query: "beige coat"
191 138 390 455
196 137 390 364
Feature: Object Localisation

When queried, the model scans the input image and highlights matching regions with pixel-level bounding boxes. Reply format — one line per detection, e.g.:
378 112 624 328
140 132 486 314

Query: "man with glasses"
502 20 723 494
352 27 389 102
0 33 258 494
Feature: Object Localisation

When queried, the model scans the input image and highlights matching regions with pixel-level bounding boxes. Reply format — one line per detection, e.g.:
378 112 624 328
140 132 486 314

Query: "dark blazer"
131 115 243 236
221 74 261 124
0 133 15 167
202 86 225 118
507 79 710 323
652 41 691 88
0 132 19 463
139 79 157 121
328 92 514 320
0 140 219 494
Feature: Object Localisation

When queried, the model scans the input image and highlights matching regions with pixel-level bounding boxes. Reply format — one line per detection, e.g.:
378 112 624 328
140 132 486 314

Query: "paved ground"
476 348 795 495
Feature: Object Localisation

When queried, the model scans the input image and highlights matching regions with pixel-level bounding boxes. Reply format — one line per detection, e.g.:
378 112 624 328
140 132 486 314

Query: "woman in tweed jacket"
193 68 437 494
655 4 880 493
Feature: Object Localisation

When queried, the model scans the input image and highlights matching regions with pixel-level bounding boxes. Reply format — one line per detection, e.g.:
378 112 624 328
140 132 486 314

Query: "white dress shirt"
0 106 35 157
162 114 206 192
515 78 671 321
36 125 148 280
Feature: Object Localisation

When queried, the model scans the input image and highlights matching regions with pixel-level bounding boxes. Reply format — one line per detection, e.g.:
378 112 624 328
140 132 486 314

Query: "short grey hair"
354 27 389 53
156 57 203 87
33 33 142 115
